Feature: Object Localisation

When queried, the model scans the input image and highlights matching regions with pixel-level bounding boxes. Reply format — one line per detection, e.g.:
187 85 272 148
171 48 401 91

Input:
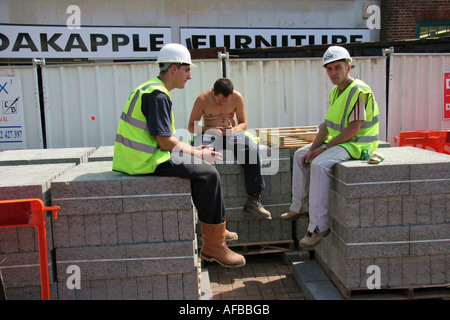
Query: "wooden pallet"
343 285 450 300
255 126 318 148
228 240 295 255
316 253 450 300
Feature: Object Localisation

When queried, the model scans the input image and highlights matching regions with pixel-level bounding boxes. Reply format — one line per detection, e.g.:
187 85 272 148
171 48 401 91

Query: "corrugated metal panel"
388 54 450 145
41 57 386 148
0 65 43 149
42 62 159 148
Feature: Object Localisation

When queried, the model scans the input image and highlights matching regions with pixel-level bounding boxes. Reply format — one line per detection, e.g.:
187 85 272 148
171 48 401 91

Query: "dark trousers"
194 131 265 195
152 159 225 224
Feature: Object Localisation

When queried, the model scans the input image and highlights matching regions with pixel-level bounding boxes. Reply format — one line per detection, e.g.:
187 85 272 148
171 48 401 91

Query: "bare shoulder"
232 90 245 107
194 90 211 106
232 90 244 100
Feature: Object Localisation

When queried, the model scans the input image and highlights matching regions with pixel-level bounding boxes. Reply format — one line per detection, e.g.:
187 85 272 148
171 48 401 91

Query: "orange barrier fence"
393 129 450 155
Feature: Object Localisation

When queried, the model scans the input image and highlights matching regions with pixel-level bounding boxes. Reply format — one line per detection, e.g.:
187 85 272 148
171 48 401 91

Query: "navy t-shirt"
141 90 173 137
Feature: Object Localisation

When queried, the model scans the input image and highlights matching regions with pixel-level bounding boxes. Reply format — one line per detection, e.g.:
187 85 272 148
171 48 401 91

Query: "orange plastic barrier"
394 129 450 155
0 199 59 300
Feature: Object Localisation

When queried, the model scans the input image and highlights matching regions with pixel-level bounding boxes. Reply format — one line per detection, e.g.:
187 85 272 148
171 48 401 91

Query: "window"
416 21 450 38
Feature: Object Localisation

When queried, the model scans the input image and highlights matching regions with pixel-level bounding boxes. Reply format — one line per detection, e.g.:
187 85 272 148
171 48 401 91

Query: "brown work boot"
280 208 308 221
200 221 246 268
244 193 272 220
299 227 330 250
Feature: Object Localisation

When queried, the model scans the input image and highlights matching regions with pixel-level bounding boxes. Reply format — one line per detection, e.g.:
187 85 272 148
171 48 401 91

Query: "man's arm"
232 92 248 133
188 96 205 134
324 120 363 149
157 135 222 164
301 119 362 168
301 121 329 167
145 91 221 164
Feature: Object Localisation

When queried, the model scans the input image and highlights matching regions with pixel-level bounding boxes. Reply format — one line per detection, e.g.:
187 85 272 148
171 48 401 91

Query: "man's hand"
195 145 223 164
301 147 325 168
301 150 313 168
220 120 234 136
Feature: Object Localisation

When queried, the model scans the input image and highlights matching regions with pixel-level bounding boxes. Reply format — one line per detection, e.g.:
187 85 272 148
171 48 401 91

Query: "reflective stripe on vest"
115 133 157 154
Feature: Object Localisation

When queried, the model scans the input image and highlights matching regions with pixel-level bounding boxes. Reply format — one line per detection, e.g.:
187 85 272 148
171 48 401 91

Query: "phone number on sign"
0 127 22 141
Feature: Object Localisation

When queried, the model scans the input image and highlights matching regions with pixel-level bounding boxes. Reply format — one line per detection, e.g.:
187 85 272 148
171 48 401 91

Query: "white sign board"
0 77 26 151
0 24 172 59
181 28 371 49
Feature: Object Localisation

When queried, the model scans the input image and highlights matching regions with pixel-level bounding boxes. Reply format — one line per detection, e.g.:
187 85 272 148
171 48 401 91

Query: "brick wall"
381 0 450 41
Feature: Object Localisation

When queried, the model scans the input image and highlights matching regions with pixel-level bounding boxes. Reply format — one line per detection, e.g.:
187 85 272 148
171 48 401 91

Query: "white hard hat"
323 46 352 66
157 43 197 69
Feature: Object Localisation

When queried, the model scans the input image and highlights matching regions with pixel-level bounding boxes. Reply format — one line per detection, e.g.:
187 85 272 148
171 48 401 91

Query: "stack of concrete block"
51 161 199 300
314 147 450 296
293 141 392 247
0 147 95 166
205 146 293 250
0 162 76 299
87 146 114 162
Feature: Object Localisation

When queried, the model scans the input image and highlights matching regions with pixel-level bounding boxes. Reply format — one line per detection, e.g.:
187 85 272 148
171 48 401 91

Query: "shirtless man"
188 78 271 220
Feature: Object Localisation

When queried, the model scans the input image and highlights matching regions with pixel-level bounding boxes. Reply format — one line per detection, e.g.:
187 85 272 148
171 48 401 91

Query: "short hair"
213 78 234 97
159 62 190 73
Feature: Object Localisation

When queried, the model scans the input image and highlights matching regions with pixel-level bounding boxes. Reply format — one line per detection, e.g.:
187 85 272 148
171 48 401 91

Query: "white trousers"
290 143 351 233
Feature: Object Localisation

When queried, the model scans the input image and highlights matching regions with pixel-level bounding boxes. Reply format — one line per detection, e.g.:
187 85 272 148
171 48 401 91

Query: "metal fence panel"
388 54 450 145
41 57 387 148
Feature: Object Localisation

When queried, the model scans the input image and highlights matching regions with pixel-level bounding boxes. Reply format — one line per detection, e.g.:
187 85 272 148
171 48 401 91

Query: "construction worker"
188 78 271 220
281 46 379 249
113 43 245 268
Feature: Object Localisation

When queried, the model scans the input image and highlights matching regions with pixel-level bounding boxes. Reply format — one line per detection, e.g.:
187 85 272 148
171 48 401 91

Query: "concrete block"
51 161 192 212
331 147 450 199
430 194 447 223
430 255 447 284
55 241 197 280
88 145 114 162
387 257 403 287
331 220 409 244
217 204 292 244
410 239 450 256
0 252 54 287
58 274 198 300
328 190 360 228
0 147 95 166
388 196 403 225
0 163 75 201
4 283 57 300
168 274 183 299
410 224 450 241
315 228 450 289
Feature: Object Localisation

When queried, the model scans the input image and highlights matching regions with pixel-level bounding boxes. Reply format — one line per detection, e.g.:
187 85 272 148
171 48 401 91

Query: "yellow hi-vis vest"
112 77 175 175
324 79 379 159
